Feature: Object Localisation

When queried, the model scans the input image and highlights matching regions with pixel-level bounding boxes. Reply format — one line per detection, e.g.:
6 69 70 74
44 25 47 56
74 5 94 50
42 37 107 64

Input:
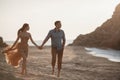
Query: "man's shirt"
46 28 66 50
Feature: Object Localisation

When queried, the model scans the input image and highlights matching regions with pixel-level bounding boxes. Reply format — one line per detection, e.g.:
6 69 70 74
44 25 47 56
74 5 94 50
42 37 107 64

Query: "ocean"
5 40 73 46
85 47 120 62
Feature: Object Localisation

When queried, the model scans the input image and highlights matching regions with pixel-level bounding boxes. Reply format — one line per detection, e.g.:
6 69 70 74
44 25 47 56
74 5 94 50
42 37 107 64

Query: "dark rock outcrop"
0 37 22 80
72 3 120 49
0 37 8 47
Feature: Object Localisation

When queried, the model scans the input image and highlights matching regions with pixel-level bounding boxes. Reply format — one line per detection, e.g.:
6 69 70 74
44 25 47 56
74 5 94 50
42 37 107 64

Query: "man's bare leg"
57 61 61 77
51 47 57 75
57 49 63 77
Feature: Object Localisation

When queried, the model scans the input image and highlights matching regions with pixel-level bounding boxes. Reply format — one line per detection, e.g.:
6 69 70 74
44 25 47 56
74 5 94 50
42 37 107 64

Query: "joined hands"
39 46 43 49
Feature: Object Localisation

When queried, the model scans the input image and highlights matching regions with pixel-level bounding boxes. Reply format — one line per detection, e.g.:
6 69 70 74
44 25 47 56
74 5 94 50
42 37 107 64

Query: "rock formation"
72 3 120 49
0 37 8 47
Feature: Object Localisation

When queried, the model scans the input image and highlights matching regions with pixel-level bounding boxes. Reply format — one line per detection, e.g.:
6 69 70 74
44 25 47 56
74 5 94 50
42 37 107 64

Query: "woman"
5 23 39 75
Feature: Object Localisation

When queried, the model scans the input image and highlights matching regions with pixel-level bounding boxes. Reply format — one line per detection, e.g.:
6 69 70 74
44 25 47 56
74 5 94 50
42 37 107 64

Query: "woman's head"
18 23 29 35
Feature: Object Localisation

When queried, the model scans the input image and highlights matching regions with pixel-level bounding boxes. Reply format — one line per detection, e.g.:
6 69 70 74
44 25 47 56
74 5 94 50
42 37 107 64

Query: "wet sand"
0 46 120 80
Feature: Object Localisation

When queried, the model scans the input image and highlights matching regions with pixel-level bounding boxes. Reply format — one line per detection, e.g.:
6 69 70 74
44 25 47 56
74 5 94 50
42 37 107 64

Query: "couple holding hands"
4 21 66 77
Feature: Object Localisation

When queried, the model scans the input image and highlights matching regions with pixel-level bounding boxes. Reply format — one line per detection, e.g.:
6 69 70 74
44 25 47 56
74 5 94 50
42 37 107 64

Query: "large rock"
0 37 22 80
72 3 120 49
0 37 8 47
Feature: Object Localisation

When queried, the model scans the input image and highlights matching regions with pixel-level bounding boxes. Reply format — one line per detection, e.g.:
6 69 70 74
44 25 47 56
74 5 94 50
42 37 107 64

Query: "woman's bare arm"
10 36 19 49
29 33 39 48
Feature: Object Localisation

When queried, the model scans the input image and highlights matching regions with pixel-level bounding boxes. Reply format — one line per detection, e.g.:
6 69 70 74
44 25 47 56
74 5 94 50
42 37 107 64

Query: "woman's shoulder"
19 32 30 37
18 31 22 36
27 32 32 37
26 32 30 36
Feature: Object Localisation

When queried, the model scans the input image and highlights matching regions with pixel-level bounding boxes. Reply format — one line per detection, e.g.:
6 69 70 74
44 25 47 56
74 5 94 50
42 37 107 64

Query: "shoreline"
30 45 120 63
0 46 120 80
85 47 120 62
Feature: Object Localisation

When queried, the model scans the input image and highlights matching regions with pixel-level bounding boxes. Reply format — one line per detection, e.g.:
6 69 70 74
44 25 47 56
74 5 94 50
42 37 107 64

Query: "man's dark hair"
54 21 61 26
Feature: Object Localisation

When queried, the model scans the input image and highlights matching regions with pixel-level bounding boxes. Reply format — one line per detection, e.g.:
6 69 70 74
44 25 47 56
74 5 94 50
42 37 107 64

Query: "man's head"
54 21 61 29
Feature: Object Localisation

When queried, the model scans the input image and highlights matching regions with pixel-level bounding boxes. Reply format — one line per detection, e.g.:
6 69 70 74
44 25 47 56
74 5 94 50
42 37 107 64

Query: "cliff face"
72 3 120 49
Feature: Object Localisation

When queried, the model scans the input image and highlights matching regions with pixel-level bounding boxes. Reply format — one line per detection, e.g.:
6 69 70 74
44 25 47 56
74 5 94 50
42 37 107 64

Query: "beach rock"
0 49 23 80
72 3 120 50
0 37 22 80
0 37 8 47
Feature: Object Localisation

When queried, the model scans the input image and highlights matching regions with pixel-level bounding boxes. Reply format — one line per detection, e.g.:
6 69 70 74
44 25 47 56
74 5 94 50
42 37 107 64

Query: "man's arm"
40 31 51 49
62 31 66 48
41 36 49 47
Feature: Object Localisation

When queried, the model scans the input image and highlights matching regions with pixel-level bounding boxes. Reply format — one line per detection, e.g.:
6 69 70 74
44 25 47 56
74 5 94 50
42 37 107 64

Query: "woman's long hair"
17 23 29 35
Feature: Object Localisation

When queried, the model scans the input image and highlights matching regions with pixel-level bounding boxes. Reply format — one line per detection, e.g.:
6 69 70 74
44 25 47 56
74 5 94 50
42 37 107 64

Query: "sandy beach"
0 46 120 80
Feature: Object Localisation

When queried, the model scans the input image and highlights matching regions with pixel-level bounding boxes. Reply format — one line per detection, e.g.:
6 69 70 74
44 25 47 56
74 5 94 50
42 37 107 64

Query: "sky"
0 0 120 41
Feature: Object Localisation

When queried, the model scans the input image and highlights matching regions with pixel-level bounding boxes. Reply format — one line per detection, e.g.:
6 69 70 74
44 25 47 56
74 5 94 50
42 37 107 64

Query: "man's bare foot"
24 71 27 75
57 71 60 77
57 73 60 77
52 70 54 75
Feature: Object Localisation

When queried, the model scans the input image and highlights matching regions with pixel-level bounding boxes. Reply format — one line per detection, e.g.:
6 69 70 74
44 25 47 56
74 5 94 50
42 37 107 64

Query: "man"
39 21 66 77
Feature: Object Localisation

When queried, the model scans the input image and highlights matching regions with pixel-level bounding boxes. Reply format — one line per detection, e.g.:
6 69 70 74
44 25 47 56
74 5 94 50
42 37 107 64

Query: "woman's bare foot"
20 71 24 75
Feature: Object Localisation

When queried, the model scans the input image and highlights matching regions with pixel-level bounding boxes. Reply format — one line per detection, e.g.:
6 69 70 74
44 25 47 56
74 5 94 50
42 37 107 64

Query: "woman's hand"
2 48 11 54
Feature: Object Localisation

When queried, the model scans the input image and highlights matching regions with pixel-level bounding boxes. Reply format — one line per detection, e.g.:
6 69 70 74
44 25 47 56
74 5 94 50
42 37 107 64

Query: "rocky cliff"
72 3 120 49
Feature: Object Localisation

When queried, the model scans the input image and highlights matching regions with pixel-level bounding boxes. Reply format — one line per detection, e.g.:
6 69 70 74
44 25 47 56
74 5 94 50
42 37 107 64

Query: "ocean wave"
85 47 120 62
